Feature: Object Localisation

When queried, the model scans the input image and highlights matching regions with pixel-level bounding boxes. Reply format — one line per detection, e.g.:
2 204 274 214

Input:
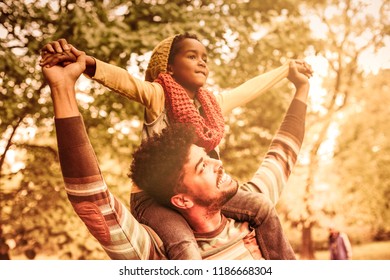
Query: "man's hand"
42 45 86 90
294 59 313 79
288 61 310 88
41 45 86 118
40 38 77 68
40 38 96 76
288 61 310 103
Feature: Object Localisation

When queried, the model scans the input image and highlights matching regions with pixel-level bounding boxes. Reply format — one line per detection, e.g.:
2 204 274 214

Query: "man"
43 45 310 260
329 227 352 260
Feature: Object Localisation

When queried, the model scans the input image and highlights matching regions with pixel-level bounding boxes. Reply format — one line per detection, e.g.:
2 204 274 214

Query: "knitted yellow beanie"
145 35 177 82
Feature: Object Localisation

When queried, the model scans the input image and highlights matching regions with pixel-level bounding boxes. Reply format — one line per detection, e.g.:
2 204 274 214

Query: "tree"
218 1 315 180
1 0 315 259
280 0 389 259
333 70 390 242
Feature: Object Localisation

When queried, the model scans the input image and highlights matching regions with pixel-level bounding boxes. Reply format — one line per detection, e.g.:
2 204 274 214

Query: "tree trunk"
0 226 11 260
300 223 315 259
0 116 24 178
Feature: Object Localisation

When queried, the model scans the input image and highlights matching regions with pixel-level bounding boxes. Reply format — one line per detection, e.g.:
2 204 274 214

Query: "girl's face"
168 38 209 97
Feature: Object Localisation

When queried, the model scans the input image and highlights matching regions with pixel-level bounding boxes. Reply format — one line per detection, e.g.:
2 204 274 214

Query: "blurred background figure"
328 226 352 260
0 227 10 260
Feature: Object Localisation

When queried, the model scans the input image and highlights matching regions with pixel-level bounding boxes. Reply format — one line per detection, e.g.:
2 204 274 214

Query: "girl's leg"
131 191 202 260
221 189 295 259
221 189 271 227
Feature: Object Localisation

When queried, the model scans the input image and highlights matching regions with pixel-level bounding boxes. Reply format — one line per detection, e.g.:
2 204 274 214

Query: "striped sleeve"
55 116 165 260
244 99 306 204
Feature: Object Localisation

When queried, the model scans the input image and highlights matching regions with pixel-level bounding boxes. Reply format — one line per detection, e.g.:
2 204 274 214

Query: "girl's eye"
200 162 206 173
189 55 196 60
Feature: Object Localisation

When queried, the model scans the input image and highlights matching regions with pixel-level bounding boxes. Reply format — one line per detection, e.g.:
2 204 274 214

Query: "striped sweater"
55 99 306 260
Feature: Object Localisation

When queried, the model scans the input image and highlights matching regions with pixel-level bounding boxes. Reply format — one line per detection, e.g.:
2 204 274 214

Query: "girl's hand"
42 46 86 90
40 38 77 68
294 59 313 79
288 60 310 88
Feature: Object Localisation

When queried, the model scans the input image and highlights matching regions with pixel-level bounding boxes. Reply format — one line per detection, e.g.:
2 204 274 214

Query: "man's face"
180 145 238 211
168 38 209 94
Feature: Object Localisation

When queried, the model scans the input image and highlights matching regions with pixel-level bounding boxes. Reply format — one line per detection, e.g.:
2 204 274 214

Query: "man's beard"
193 179 239 213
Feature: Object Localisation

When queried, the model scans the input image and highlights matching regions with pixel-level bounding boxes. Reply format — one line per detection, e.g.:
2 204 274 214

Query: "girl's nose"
198 59 206 67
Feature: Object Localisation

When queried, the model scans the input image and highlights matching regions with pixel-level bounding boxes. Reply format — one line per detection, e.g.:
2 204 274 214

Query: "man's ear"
171 194 194 209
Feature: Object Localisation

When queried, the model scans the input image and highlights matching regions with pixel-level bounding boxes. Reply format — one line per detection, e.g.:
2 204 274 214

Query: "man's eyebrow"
194 157 204 172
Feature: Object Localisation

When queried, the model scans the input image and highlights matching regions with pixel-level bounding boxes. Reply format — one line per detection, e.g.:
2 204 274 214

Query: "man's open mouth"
217 167 231 188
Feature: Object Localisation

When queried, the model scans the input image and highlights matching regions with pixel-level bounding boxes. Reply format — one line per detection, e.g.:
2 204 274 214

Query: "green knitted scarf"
156 73 225 152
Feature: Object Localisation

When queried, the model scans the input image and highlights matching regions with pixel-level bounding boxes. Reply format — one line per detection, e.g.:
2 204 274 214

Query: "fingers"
68 45 86 73
294 59 313 78
289 60 299 74
42 38 70 53
41 39 67 55
40 39 77 68
288 60 310 87
304 62 313 77
70 45 86 63
41 43 55 54
40 51 77 68
57 38 71 52
40 38 72 66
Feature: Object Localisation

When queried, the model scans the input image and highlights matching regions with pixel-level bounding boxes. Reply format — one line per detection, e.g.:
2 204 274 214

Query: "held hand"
288 61 310 103
40 50 77 68
287 60 310 88
294 59 313 79
42 46 86 90
40 38 77 68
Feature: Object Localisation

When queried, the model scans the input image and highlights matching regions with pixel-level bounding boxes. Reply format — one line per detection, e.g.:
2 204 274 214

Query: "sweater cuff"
55 116 101 179
55 116 89 149
287 99 307 120
279 99 307 141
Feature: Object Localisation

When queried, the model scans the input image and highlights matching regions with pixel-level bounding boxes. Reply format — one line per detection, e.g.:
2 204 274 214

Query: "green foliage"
275 0 389 259
221 88 290 181
1 0 316 259
2 0 387 260
333 70 390 240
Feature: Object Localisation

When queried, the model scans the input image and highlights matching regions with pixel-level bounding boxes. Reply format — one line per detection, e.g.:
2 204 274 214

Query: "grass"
11 240 390 260
312 240 390 260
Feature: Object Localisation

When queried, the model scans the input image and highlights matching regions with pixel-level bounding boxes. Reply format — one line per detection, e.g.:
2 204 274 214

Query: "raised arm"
215 60 312 115
42 47 164 260
40 39 165 122
243 61 310 204
40 39 97 77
